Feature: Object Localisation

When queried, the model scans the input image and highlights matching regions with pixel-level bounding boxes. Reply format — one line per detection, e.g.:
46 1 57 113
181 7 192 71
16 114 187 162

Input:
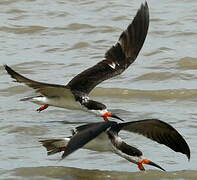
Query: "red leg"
102 116 109 121
36 104 49 112
137 162 145 171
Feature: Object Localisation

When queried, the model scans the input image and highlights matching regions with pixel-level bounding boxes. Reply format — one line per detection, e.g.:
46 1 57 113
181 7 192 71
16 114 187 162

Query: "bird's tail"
20 96 35 101
39 138 70 156
20 96 46 106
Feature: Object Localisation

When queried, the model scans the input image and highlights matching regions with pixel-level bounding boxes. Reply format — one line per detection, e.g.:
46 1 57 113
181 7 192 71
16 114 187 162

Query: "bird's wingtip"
141 1 148 8
3 64 8 69
3 64 12 72
140 1 149 15
186 151 191 161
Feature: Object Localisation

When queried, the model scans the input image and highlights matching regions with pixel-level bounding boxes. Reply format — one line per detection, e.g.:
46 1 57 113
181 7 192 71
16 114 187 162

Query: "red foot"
59 146 66 152
102 116 109 121
137 162 145 171
36 104 49 112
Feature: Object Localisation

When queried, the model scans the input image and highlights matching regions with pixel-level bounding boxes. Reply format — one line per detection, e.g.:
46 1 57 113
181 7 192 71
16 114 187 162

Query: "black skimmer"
4 2 149 121
40 119 190 171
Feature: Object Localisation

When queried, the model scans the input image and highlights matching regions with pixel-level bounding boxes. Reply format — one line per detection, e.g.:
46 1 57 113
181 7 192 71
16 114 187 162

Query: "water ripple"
0 25 48 34
5 167 197 180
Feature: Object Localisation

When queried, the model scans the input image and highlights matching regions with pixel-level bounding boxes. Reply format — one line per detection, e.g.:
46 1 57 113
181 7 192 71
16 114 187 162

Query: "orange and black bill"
138 159 165 171
103 112 124 121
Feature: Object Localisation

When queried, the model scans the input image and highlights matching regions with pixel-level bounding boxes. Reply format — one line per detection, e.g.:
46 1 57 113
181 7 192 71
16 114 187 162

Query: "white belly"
45 135 113 154
84 133 113 152
30 96 82 110
63 133 113 152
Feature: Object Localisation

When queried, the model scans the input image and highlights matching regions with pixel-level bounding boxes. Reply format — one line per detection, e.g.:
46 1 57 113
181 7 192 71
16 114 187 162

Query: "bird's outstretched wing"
61 121 116 159
4 65 72 97
5 2 149 96
67 2 149 94
118 119 191 160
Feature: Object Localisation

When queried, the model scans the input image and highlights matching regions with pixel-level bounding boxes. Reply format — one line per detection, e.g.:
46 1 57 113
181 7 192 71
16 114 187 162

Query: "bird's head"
109 135 165 172
85 100 124 121
101 111 124 122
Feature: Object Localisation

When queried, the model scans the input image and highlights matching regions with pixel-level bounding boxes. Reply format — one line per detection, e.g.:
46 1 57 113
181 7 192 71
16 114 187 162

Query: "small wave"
91 88 197 101
66 42 90 51
66 23 95 30
177 57 197 70
134 72 194 81
134 72 176 81
0 0 18 5
0 25 47 34
55 23 95 31
7 166 197 180
85 25 120 34
167 31 197 37
5 9 26 14
144 47 173 56
44 48 62 53
150 18 164 22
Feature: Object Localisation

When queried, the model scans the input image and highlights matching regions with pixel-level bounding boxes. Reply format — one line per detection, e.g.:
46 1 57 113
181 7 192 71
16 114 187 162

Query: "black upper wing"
67 2 149 94
118 119 191 160
62 121 116 159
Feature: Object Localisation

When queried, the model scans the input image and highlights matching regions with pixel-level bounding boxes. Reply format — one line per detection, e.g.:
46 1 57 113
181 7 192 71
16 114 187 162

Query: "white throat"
89 109 108 116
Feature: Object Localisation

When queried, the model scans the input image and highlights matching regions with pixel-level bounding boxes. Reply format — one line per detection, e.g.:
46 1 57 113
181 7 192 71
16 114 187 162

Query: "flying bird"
40 119 190 171
4 2 149 121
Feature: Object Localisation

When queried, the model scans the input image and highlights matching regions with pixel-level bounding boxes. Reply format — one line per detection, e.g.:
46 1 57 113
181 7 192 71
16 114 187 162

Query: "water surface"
0 0 197 179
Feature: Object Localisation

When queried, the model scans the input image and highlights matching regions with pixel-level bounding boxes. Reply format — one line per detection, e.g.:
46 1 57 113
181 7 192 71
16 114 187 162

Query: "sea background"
0 0 197 179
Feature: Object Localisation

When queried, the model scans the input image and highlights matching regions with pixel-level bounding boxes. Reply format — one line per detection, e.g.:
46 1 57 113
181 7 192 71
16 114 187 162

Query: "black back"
62 121 116 158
